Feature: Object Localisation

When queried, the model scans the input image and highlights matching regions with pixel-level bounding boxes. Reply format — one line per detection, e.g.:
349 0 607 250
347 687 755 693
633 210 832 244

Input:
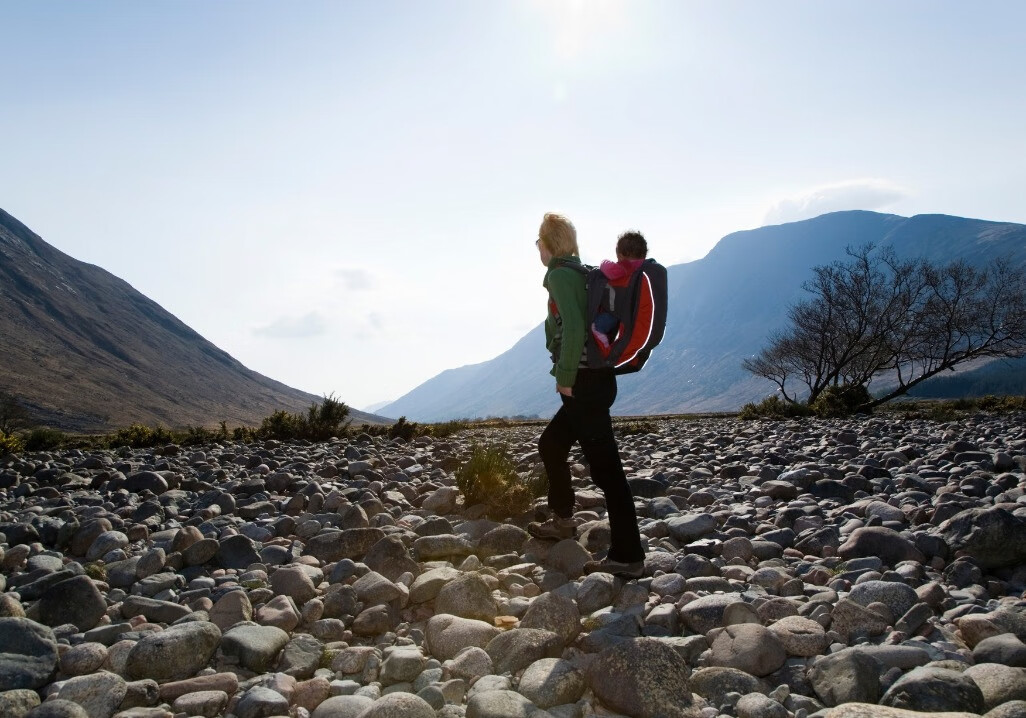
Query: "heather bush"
388 416 420 441
0 430 23 455
23 427 68 451
257 394 351 442
423 419 469 438
738 395 814 420
456 443 545 520
888 394 1026 420
257 410 305 441
109 423 175 449
305 393 352 441
810 383 873 417
616 419 658 436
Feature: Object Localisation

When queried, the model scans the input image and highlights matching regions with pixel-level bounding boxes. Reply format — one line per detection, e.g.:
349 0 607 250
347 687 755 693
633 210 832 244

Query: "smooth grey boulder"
974 633 1026 667
688 667 767 707
485 628 562 675
49 671 127 718
477 525 529 558
847 580 918 622
666 513 717 542
124 471 169 495
518 591 580 646
435 572 497 622
311 694 374 718
466 690 536 718
518 657 586 709
983 701 1026 718
709 624 787 677
219 624 290 673
125 621 221 681
680 593 745 634
379 647 426 685
963 663 1026 712
880 666 986 714
38 576 106 632
838 525 924 566
277 633 324 679
0 689 41 716
808 649 882 707
357 692 437 718
235 686 290 718
0 617 59 691
363 535 419 581
409 567 460 604
23 698 90 717
215 534 261 570
586 638 700 718
936 507 1026 569
426 614 501 661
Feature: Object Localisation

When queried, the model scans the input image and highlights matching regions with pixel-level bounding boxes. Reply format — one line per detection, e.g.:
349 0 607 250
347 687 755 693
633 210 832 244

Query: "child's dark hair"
616 231 647 259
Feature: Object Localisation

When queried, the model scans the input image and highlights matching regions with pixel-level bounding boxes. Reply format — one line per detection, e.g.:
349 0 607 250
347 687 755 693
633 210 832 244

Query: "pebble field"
1 414 1025 718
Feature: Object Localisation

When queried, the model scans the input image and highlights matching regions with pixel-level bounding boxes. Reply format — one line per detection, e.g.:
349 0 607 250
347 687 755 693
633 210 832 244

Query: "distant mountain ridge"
381 211 1026 421
0 207 388 431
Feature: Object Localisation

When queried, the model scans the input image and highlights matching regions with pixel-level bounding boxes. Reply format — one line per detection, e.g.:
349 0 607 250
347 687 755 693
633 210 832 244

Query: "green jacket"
543 255 588 387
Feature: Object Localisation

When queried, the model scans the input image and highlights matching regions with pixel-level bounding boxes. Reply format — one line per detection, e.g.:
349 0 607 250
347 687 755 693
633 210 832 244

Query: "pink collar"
600 258 644 281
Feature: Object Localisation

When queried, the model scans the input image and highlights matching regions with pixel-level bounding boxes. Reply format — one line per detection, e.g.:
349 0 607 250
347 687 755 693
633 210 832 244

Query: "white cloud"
253 311 327 339
764 179 908 225
335 268 375 291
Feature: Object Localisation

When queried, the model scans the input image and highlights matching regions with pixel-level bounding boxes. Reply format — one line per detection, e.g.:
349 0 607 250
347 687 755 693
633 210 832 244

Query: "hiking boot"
527 516 578 541
584 557 645 580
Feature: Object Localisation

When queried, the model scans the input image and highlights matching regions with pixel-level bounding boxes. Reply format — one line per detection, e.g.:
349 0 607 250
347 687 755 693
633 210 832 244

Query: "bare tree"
744 245 1026 410
0 392 32 434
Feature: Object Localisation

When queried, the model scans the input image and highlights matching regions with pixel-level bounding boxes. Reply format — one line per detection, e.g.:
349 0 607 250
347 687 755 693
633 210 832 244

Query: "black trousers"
538 368 645 563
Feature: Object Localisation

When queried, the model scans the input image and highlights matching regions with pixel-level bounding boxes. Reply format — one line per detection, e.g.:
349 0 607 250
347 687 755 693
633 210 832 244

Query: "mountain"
381 211 1026 421
362 400 395 415
0 207 389 431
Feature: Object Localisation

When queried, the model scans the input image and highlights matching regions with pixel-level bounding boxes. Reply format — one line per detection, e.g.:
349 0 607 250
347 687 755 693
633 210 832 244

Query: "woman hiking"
527 212 646 580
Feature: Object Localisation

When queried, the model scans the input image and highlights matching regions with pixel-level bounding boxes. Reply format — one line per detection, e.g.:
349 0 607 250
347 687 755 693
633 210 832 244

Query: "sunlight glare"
531 0 627 62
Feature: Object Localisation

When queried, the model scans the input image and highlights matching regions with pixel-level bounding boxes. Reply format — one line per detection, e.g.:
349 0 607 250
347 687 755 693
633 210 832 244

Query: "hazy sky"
3 1 1025 411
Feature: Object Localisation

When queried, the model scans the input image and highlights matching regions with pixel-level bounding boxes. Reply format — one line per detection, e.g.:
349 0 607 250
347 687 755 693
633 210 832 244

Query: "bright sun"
533 0 628 61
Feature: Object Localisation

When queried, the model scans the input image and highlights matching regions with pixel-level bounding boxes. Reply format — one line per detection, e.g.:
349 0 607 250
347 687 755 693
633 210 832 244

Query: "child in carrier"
591 231 648 350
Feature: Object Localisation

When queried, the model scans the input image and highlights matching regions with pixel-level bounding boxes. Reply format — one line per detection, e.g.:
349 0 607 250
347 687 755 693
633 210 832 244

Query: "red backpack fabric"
560 258 668 374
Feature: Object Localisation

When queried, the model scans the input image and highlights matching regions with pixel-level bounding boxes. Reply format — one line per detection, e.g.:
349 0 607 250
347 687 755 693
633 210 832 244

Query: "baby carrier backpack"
560 258 668 374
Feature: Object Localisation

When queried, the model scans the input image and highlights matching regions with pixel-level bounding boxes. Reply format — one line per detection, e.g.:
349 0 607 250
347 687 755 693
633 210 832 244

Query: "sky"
2 1 1025 411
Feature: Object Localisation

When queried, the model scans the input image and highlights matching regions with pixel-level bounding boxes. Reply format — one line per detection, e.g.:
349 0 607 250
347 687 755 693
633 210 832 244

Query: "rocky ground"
1 414 1025 718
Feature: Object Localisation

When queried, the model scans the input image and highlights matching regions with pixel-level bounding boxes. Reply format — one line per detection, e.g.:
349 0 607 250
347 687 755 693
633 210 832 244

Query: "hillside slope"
0 208 386 431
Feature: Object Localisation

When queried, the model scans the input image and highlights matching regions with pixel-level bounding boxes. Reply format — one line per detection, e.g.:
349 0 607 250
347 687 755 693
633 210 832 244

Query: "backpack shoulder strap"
554 258 591 275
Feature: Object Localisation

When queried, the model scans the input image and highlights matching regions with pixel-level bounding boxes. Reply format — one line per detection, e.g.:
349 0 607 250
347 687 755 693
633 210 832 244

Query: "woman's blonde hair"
538 213 579 257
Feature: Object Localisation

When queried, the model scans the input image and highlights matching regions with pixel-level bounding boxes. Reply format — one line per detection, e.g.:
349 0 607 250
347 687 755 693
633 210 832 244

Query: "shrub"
257 395 352 443
83 562 107 581
424 419 469 438
109 423 175 449
0 430 23 455
810 383 873 418
388 416 420 441
180 426 220 446
233 425 257 443
616 419 658 436
23 427 67 451
305 393 352 441
455 443 544 520
738 395 814 420
888 394 1026 421
257 410 306 442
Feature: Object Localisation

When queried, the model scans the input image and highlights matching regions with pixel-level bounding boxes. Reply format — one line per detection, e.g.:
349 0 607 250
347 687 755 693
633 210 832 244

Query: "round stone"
587 637 698 718
518 657 586 708
0 617 58 691
126 621 222 681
